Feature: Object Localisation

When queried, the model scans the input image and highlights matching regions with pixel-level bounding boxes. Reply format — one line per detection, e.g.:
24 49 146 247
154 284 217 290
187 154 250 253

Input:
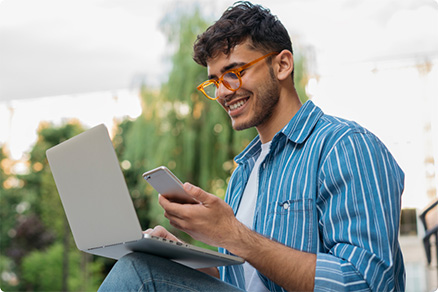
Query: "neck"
257 89 302 144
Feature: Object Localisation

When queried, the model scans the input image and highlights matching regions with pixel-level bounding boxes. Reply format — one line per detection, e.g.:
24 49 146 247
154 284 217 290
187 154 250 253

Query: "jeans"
98 252 244 292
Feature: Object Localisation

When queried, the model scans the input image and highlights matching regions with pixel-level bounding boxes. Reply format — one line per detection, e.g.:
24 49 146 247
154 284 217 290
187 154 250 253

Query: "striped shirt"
218 100 405 291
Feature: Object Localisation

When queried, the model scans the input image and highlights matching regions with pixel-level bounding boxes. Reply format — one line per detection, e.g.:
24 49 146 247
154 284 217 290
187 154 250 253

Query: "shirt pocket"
264 198 315 252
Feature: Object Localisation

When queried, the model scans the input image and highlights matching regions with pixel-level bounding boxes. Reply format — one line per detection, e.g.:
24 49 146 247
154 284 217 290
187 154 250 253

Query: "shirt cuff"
314 253 369 292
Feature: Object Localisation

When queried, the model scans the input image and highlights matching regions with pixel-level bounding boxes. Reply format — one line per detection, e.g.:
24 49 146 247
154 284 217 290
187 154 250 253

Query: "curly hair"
193 1 293 66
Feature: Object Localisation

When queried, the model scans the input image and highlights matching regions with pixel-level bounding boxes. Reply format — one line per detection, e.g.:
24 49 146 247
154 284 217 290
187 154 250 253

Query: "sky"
0 0 437 209
1 0 436 100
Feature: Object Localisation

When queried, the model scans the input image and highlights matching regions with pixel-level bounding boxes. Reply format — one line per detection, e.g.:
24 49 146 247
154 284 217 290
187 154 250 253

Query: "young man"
99 2 405 291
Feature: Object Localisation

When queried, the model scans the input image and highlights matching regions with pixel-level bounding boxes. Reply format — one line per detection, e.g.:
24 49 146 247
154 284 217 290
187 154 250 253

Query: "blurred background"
0 0 437 291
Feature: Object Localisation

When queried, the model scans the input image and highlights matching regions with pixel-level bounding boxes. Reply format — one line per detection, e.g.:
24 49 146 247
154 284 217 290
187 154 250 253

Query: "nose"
216 82 235 101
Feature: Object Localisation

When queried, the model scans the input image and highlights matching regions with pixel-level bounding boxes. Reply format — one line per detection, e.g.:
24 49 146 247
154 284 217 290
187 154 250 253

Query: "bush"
21 243 103 291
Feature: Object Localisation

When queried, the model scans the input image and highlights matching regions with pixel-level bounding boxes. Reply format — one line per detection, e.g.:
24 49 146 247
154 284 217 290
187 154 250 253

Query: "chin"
231 119 253 131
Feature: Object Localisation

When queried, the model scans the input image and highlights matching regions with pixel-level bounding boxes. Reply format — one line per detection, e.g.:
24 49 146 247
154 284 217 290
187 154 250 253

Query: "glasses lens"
223 72 241 90
203 82 217 99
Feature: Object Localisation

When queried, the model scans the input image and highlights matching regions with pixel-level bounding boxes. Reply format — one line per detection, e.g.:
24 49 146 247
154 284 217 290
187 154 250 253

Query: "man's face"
206 44 280 131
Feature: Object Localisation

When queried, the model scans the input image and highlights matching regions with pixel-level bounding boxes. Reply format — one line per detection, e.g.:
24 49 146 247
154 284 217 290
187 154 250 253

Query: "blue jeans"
98 252 244 292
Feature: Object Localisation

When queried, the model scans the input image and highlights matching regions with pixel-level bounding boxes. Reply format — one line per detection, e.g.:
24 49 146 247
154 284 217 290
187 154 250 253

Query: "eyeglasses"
197 52 278 100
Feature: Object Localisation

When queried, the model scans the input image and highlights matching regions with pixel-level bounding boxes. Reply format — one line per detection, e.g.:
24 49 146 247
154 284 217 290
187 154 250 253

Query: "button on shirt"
218 101 405 292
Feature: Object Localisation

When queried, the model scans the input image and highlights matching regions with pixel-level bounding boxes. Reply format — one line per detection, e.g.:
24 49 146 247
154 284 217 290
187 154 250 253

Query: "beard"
233 67 280 131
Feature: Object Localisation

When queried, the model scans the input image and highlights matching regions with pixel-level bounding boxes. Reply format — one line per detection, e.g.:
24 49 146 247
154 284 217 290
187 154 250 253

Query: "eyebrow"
207 61 247 80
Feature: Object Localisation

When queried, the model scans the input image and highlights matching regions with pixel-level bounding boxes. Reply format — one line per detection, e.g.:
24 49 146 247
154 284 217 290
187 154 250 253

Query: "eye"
238 68 248 77
224 72 239 80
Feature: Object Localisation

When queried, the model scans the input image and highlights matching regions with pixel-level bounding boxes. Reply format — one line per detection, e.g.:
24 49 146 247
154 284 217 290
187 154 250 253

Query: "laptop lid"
46 124 143 251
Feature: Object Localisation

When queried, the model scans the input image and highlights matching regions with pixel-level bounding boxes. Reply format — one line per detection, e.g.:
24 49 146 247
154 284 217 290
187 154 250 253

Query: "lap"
98 252 243 292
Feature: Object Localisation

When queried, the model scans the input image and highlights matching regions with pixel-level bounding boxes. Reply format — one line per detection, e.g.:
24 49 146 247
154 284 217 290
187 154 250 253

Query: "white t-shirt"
235 141 271 292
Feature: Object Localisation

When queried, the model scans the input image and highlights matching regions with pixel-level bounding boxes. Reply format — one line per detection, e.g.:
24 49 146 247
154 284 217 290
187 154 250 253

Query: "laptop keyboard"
148 235 185 246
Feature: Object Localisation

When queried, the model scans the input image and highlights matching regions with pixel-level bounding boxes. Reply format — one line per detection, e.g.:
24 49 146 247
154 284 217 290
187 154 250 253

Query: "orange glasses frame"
197 52 279 100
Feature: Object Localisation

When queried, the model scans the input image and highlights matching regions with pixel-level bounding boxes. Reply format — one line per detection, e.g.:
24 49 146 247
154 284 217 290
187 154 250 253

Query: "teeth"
229 100 246 110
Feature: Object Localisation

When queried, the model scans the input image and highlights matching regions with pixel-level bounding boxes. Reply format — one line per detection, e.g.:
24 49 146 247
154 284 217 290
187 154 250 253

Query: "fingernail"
184 182 193 191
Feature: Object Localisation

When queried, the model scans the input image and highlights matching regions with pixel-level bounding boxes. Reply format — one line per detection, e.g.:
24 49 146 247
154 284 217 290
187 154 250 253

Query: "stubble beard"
233 67 280 131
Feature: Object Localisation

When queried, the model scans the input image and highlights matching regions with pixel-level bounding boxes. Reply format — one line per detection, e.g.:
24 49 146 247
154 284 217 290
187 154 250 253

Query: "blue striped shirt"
218 100 405 291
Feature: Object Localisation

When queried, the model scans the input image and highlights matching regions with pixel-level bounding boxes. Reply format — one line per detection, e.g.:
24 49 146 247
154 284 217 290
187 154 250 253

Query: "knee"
99 253 153 291
119 251 141 263
116 252 153 269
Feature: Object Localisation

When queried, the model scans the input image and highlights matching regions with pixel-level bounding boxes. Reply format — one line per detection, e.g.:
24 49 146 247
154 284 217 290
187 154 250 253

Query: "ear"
275 50 294 81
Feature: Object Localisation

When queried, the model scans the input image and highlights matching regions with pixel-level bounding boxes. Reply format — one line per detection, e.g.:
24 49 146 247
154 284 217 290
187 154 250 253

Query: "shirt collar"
281 100 323 144
235 100 323 164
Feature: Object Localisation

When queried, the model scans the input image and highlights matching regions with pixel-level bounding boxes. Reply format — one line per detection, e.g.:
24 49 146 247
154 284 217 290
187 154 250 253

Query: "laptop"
46 123 244 269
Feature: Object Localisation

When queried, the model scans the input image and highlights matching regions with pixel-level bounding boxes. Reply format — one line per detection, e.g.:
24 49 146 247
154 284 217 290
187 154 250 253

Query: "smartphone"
142 166 198 204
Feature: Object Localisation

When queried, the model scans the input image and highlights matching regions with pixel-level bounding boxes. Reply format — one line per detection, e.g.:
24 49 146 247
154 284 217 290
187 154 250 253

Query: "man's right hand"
143 225 183 243
143 225 220 278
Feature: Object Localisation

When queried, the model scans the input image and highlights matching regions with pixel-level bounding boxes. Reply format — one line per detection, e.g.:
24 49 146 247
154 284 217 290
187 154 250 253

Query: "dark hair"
193 1 293 66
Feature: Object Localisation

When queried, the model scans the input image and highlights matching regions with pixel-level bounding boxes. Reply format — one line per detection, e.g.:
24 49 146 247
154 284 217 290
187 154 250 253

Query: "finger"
183 183 211 205
158 193 177 210
167 216 192 235
143 225 181 242
159 195 186 220
143 225 165 237
152 225 168 237
167 218 184 231
158 194 173 212
143 228 154 234
152 225 180 241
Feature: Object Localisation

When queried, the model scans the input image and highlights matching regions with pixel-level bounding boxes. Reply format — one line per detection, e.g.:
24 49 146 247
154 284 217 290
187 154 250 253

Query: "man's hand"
143 225 182 243
143 225 220 278
158 182 244 248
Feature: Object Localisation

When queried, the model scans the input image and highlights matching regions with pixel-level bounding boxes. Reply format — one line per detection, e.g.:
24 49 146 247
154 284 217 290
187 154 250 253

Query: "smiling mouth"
227 97 249 111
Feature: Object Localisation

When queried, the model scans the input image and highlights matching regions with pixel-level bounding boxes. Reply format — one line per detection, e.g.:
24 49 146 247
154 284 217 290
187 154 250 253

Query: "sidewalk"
400 235 437 292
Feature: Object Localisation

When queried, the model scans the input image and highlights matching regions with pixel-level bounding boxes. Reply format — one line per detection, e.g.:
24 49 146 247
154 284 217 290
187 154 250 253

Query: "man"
99 2 405 291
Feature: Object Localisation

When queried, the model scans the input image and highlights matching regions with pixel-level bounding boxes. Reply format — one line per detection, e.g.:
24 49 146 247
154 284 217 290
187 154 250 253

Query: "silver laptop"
46 124 243 269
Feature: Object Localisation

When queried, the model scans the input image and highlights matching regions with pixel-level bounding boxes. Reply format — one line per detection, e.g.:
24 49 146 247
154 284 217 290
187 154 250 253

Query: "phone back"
143 167 196 204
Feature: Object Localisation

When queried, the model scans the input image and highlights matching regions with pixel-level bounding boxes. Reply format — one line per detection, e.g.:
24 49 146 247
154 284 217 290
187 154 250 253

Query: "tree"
2 121 105 291
23 121 87 291
21 243 102 291
293 51 310 104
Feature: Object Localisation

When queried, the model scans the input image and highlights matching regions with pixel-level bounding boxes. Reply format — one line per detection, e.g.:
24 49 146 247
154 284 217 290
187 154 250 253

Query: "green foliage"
21 243 103 291
0 255 18 290
0 178 22 254
294 53 310 104
22 121 86 241
0 121 108 291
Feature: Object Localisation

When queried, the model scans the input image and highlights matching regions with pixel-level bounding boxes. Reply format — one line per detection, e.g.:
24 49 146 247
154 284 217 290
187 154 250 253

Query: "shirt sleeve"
314 130 405 292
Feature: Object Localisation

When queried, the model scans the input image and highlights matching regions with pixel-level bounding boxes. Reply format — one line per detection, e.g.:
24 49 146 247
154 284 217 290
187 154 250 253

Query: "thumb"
183 182 210 204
